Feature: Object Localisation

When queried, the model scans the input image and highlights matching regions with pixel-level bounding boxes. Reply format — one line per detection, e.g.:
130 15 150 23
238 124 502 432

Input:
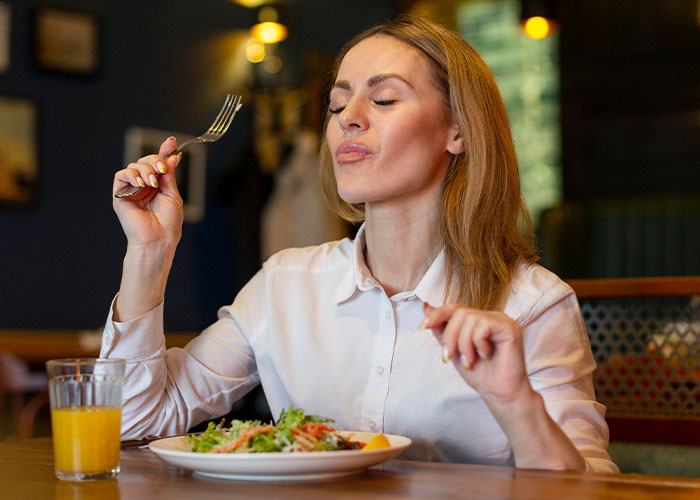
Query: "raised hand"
112 137 184 249
421 303 533 404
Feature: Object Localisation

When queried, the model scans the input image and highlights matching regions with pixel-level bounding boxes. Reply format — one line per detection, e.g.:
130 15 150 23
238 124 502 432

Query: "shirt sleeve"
520 286 620 473
100 271 266 439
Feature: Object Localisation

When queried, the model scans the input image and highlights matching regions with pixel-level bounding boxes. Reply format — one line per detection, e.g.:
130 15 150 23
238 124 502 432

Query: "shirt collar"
331 223 370 304
331 222 448 306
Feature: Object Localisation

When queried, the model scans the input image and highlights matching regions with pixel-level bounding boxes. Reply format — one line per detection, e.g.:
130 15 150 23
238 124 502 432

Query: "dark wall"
0 0 398 331
537 0 700 279
559 0 700 199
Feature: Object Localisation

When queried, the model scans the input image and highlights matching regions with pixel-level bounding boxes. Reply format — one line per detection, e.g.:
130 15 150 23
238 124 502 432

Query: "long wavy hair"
319 15 537 310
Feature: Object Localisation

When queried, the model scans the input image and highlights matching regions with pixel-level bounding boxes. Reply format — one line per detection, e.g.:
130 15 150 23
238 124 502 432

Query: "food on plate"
361 433 391 451
187 406 364 453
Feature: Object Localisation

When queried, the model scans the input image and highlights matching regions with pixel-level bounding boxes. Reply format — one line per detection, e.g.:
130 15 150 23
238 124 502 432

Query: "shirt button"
385 311 391 320
369 420 377 431
376 366 384 375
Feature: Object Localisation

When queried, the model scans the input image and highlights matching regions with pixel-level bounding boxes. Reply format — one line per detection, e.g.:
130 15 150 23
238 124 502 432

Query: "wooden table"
2 438 699 499
0 329 196 365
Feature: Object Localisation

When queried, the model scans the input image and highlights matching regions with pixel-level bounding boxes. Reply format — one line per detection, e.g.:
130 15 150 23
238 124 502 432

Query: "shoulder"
262 237 354 274
504 262 577 325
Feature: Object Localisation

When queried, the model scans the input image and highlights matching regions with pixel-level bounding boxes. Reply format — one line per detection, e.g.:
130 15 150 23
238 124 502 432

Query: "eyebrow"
332 73 415 91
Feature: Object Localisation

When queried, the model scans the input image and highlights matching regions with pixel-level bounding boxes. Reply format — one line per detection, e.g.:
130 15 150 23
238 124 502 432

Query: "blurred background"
1 0 699 332
0 0 699 469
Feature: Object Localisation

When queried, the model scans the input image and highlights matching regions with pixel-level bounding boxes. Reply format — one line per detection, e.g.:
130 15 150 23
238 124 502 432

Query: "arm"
422 292 613 472
111 136 183 321
101 269 266 438
105 137 261 437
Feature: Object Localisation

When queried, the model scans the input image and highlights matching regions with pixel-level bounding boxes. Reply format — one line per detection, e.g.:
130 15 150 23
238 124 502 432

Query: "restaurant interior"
0 0 699 482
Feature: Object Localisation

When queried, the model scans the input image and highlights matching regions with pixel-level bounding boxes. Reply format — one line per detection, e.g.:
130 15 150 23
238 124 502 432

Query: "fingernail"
419 318 429 330
442 345 449 363
149 174 158 188
157 161 167 173
477 348 486 359
167 136 176 142
137 176 145 188
176 152 183 165
460 354 470 370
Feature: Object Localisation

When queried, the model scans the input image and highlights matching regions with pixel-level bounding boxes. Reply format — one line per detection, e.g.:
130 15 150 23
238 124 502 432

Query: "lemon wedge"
362 433 391 450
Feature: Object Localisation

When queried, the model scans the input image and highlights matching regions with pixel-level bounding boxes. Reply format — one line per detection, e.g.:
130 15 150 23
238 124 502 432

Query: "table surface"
0 329 196 365
1 438 699 500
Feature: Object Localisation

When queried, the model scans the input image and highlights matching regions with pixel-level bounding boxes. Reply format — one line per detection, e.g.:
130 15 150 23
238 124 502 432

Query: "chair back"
567 277 700 446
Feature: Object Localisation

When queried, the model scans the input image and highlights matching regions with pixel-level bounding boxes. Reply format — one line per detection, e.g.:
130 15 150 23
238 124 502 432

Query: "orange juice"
51 406 122 474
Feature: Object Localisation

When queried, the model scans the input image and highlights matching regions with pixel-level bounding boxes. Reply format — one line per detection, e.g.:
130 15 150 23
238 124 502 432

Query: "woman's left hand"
421 303 534 405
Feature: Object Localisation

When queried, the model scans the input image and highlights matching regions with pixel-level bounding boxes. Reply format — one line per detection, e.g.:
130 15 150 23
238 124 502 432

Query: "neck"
363 193 442 297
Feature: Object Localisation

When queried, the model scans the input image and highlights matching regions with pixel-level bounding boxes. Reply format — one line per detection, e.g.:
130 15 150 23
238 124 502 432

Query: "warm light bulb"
523 16 551 39
251 22 288 44
230 0 268 7
246 38 265 63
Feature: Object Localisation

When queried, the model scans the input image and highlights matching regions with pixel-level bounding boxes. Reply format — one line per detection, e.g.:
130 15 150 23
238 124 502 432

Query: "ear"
446 124 465 155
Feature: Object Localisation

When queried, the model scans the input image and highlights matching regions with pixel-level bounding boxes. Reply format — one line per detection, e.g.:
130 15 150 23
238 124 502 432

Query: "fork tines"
208 94 242 137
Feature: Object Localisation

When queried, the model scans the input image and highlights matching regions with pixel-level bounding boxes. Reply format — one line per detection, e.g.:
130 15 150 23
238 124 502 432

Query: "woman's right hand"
112 137 184 250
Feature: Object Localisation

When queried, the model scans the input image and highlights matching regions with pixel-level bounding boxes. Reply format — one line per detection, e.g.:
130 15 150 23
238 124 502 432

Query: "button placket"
360 296 397 434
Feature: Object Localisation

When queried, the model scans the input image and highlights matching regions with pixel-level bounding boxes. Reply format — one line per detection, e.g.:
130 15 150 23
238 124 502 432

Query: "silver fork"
114 94 243 198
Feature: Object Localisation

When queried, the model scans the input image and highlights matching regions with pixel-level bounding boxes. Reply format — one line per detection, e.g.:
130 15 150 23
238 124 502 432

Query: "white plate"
148 431 411 482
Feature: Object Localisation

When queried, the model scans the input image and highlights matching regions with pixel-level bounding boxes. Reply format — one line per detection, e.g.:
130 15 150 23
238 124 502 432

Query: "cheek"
325 119 342 149
380 119 441 158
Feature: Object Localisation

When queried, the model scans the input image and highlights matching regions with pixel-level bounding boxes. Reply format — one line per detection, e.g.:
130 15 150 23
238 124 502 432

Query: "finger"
156 155 182 198
421 302 473 330
125 162 162 188
456 313 481 368
113 167 147 194
136 154 170 176
159 136 178 157
472 326 493 359
471 315 517 358
439 308 467 363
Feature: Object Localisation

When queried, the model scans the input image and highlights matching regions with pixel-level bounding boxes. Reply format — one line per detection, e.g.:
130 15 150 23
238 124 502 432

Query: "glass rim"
46 358 126 368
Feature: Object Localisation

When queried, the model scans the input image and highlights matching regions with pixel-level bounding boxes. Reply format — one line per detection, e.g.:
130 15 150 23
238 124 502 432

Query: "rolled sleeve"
100 294 165 360
518 281 619 473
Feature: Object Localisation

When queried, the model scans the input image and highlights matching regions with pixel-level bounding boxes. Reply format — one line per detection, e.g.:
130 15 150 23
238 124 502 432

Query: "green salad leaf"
187 406 360 454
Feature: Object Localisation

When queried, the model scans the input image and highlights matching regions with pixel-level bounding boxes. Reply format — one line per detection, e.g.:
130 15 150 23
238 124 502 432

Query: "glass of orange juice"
46 358 126 481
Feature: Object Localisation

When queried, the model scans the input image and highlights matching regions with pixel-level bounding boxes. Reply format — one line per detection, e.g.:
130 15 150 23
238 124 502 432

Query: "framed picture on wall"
0 95 39 207
0 2 10 73
33 5 100 76
124 127 206 222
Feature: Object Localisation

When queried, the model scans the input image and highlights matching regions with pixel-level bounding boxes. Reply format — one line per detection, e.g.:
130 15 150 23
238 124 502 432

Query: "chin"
337 190 368 205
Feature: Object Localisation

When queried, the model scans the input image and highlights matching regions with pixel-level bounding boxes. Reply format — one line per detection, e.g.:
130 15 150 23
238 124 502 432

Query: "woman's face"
326 35 460 207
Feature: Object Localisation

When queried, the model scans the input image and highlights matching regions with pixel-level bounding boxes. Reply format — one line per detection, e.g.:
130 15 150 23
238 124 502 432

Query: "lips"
335 141 372 163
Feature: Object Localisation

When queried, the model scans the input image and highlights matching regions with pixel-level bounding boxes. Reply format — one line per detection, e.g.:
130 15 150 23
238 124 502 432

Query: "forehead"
336 35 433 84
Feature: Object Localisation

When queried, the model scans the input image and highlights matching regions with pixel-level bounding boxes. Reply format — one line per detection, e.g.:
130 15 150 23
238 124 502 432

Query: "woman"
104 15 617 472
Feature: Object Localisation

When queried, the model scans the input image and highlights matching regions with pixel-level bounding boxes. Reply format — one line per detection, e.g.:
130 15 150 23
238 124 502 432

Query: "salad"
187 406 363 454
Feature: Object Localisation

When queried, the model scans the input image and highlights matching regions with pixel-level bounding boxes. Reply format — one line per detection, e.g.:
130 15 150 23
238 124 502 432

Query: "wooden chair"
566 277 700 446
0 352 49 440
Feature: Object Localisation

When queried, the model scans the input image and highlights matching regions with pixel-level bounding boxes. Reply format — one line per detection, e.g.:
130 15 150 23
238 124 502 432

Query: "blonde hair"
319 15 537 309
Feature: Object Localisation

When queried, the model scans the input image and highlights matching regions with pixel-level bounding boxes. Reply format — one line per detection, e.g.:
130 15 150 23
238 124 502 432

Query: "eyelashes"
328 100 397 114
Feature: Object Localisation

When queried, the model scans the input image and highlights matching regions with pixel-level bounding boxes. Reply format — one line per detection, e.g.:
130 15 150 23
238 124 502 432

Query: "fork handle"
114 141 195 198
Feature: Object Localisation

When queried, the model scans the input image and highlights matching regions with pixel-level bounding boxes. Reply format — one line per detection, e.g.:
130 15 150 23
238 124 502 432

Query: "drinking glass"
46 358 126 481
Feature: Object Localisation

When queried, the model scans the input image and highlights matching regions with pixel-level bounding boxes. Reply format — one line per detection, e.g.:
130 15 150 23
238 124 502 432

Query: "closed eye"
329 99 396 114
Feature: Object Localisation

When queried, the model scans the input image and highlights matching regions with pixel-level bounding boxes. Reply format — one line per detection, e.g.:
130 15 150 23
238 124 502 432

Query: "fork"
114 93 243 198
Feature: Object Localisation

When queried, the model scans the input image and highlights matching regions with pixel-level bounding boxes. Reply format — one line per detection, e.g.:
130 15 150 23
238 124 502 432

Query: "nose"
337 96 368 133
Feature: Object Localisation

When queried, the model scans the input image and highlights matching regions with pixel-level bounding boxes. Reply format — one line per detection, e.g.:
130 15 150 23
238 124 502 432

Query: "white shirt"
101 224 618 473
